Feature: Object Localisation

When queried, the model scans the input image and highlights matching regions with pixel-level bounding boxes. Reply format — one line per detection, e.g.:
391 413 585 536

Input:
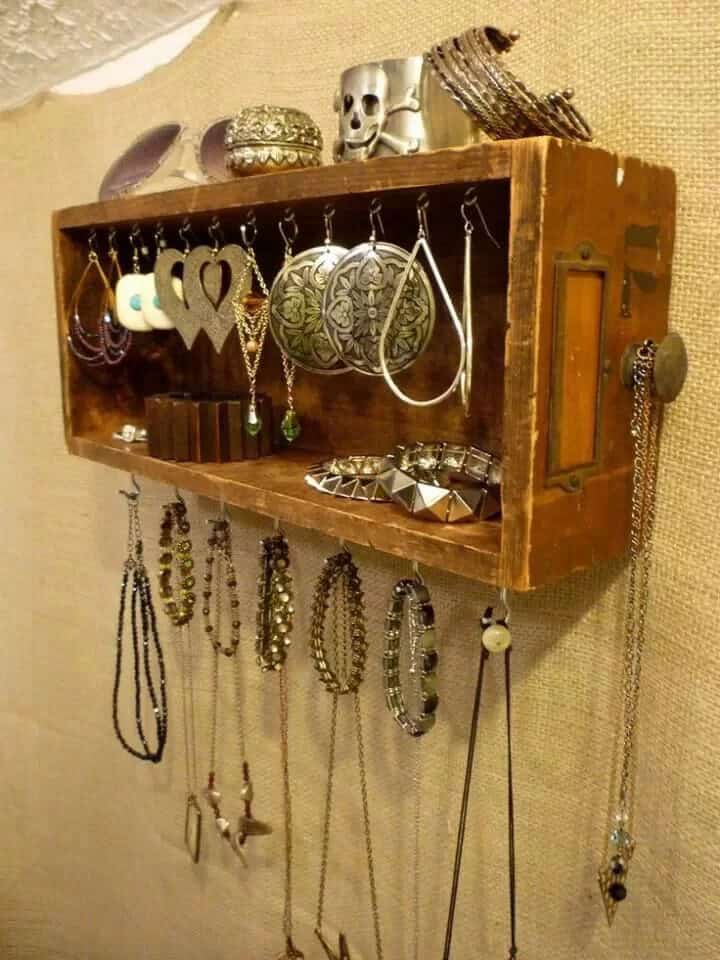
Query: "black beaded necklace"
112 479 168 763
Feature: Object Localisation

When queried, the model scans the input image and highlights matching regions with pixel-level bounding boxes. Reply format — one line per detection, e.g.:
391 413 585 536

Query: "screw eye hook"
416 191 430 239
119 473 141 500
323 203 335 244
179 218 193 255
208 216 223 254
154 221 167 253
461 185 500 248
241 211 258 249
278 207 298 253
107 227 119 258
369 197 384 244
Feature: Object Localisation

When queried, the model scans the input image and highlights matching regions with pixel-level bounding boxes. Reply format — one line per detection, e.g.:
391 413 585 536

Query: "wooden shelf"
54 138 676 590
71 433 502 584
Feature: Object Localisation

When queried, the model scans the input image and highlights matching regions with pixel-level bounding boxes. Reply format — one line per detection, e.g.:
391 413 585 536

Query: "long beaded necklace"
598 340 661 922
311 549 382 960
112 479 167 763
255 531 304 960
442 595 517 960
157 494 202 862
202 515 271 864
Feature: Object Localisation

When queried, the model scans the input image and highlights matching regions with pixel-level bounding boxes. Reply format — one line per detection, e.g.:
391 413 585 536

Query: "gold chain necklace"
313 553 383 960
599 340 661 923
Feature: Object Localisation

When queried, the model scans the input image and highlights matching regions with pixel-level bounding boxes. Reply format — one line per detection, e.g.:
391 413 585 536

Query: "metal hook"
338 537 350 554
119 473 141 500
209 216 223 253
412 559 424 584
241 211 257 249
278 208 298 253
108 227 118 257
323 203 335 245
154 221 167 253
174 485 186 507
273 516 281 533
498 586 511 624
87 229 99 260
179 218 193 255
461 186 501 249
129 225 143 270
369 198 384 243
416 192 430 239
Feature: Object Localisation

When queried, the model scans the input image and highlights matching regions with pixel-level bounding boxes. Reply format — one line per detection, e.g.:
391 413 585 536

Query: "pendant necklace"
202 515 271 864
255 530 304 959
233 216 271 438
311 549 382 960
598 340 661 923
443 592 517 960
157 493 202 862
113 477 168 763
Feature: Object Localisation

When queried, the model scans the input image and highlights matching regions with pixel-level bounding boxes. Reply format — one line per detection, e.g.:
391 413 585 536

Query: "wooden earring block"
145 393 273 462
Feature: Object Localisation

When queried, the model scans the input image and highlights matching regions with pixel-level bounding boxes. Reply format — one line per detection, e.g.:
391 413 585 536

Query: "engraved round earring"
66 230 132 366
322 197 436 376
379 193 466 407
233 213 271 437
268 203 350 376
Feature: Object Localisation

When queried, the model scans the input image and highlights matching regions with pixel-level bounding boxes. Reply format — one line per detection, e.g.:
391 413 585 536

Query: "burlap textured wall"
1 2 718 958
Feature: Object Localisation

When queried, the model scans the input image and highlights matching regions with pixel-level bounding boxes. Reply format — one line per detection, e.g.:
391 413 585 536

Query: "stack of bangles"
304 442 501 523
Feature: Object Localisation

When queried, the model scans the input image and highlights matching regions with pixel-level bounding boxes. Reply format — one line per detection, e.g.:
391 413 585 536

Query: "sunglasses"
98 119 231 201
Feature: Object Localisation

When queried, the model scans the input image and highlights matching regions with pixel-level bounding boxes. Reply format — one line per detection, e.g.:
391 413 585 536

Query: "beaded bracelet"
255 532 294 671
158 497 196 626
383 577 439 736
202 519 240 657
310 550 367 694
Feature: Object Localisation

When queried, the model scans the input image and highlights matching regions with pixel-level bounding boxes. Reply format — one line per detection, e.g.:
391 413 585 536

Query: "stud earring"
116 225 153 332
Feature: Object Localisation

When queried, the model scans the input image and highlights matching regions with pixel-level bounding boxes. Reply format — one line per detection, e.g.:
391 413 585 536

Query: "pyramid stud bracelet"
377 442 501 523
305 456 394 502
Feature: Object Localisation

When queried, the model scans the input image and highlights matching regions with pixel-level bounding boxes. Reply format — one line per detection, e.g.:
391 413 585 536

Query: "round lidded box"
224 104 323 176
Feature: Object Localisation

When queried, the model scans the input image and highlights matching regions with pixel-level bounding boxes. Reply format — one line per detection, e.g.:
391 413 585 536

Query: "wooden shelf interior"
54 140 676 589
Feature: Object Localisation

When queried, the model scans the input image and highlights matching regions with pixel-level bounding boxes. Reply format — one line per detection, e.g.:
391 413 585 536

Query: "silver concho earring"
379 193 466 407
322 198 435 376
269 205 350 375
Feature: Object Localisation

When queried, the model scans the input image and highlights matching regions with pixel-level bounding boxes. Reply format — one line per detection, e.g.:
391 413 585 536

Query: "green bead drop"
281 409 301 442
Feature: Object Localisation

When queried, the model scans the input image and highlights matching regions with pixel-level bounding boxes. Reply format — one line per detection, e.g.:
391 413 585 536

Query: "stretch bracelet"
255 532 294 672
383 577 439 736
310 551 368 694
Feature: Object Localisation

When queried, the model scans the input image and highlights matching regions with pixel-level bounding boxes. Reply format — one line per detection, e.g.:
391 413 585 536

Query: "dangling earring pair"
67 229 132 366
116 224 179 332
233 213 301 442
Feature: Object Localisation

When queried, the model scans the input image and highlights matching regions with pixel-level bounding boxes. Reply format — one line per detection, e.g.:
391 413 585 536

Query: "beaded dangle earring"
66 230 132 366
112 476 168 763
233 213 271 438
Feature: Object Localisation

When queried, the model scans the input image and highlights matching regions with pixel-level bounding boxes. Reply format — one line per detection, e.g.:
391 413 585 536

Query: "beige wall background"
1 2 719 958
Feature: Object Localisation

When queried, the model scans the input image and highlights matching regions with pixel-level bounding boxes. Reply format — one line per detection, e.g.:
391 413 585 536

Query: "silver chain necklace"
598 340 661 923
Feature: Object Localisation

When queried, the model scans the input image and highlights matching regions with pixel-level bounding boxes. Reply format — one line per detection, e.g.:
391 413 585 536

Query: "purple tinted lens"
199 118 231 181
98 123 183 200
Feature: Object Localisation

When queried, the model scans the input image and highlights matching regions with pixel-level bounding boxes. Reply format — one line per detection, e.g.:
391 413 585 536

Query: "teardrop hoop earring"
460 186 501 417
67 231 132 366
379 194 466 407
